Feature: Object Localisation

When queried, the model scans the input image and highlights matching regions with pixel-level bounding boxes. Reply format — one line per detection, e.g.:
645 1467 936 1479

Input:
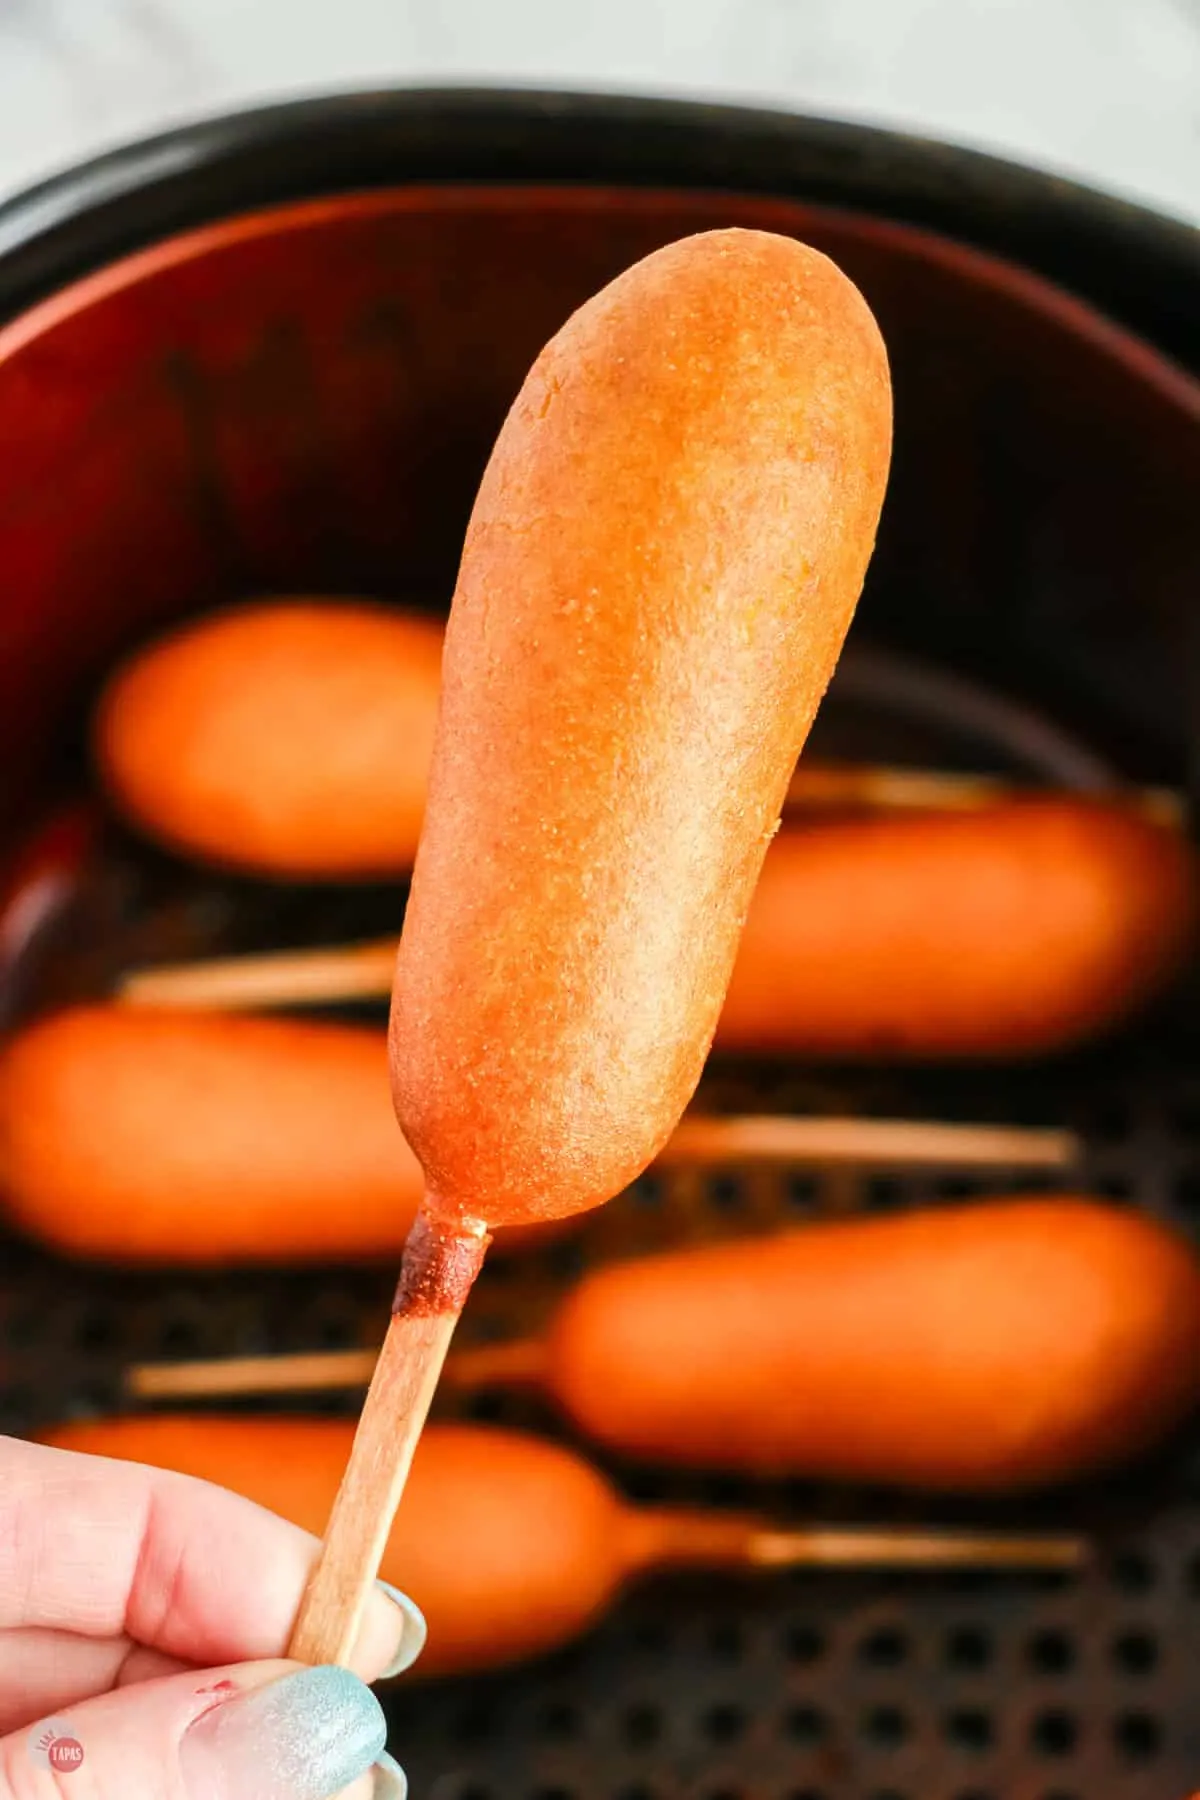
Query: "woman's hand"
0 1434 422 1797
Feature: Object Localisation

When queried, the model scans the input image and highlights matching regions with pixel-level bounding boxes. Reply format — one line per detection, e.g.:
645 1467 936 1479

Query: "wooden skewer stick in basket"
732 1527 1086 1571
598 1511 1088 1574
786 761 1180 825
660 1112 1080 1171
129 1107 1080 1404
120 933 400 1011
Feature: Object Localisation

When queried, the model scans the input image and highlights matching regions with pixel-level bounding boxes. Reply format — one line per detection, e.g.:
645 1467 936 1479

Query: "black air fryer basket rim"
0 86 1197 371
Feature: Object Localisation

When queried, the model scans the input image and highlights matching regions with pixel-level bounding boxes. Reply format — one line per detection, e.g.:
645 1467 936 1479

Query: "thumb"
0 1661 405 1799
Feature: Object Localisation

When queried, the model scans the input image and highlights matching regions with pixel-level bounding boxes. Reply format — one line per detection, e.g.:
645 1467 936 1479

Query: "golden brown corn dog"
388 226 891 1234
461 1197 1200 1490
95 602 443 878
280 230 889 1662
40 1417 1083 1676
0 1006 422 1262
124 1199 1200 1492
718 799 1197 1058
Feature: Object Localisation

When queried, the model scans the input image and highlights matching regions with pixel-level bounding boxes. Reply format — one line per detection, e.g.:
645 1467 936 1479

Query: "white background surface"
0 0 1198 228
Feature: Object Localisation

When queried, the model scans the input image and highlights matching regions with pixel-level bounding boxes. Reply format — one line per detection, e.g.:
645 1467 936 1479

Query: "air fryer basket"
1 94 1199 1800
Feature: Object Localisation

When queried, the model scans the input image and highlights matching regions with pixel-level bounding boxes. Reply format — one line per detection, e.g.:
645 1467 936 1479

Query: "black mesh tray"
5 1048 1199 1800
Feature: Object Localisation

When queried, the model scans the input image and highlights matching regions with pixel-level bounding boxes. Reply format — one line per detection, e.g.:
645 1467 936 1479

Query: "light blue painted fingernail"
376 1581 427 1679
182 1665 386 1800
373 1749 408 1798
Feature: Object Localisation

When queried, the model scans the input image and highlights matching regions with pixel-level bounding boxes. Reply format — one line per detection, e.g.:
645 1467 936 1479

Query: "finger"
0 1437 421 1683
0 1660 405 1799
0 1604 423 1739
0 1631 187 1735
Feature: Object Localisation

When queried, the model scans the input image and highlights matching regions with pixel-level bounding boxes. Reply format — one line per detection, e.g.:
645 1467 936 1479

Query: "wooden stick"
131 1347 383 1399
790 764 1013 814
626 1505 1087 1573
130 1107 1081 1405
743 1526 1087 1570
119 935 398 1010
130 1334 546 1401
662 1114 1081 1171
788 762 1180 825
286 1213 488 1668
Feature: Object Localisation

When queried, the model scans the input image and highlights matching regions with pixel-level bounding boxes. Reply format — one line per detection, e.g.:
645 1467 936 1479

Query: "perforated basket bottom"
4 1052 1200 1800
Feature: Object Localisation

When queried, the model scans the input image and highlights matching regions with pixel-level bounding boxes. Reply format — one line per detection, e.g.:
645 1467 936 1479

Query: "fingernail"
182 1665 386 1800
376 1581 427 1678
373 1750 408 1798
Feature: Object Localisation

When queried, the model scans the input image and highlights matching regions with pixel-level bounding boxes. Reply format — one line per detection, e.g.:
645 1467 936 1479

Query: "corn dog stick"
286 1216 487 1666
118 935 398 1010
789 763 1181 825
737 1526 1086 1570
662 1114 1080 1171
